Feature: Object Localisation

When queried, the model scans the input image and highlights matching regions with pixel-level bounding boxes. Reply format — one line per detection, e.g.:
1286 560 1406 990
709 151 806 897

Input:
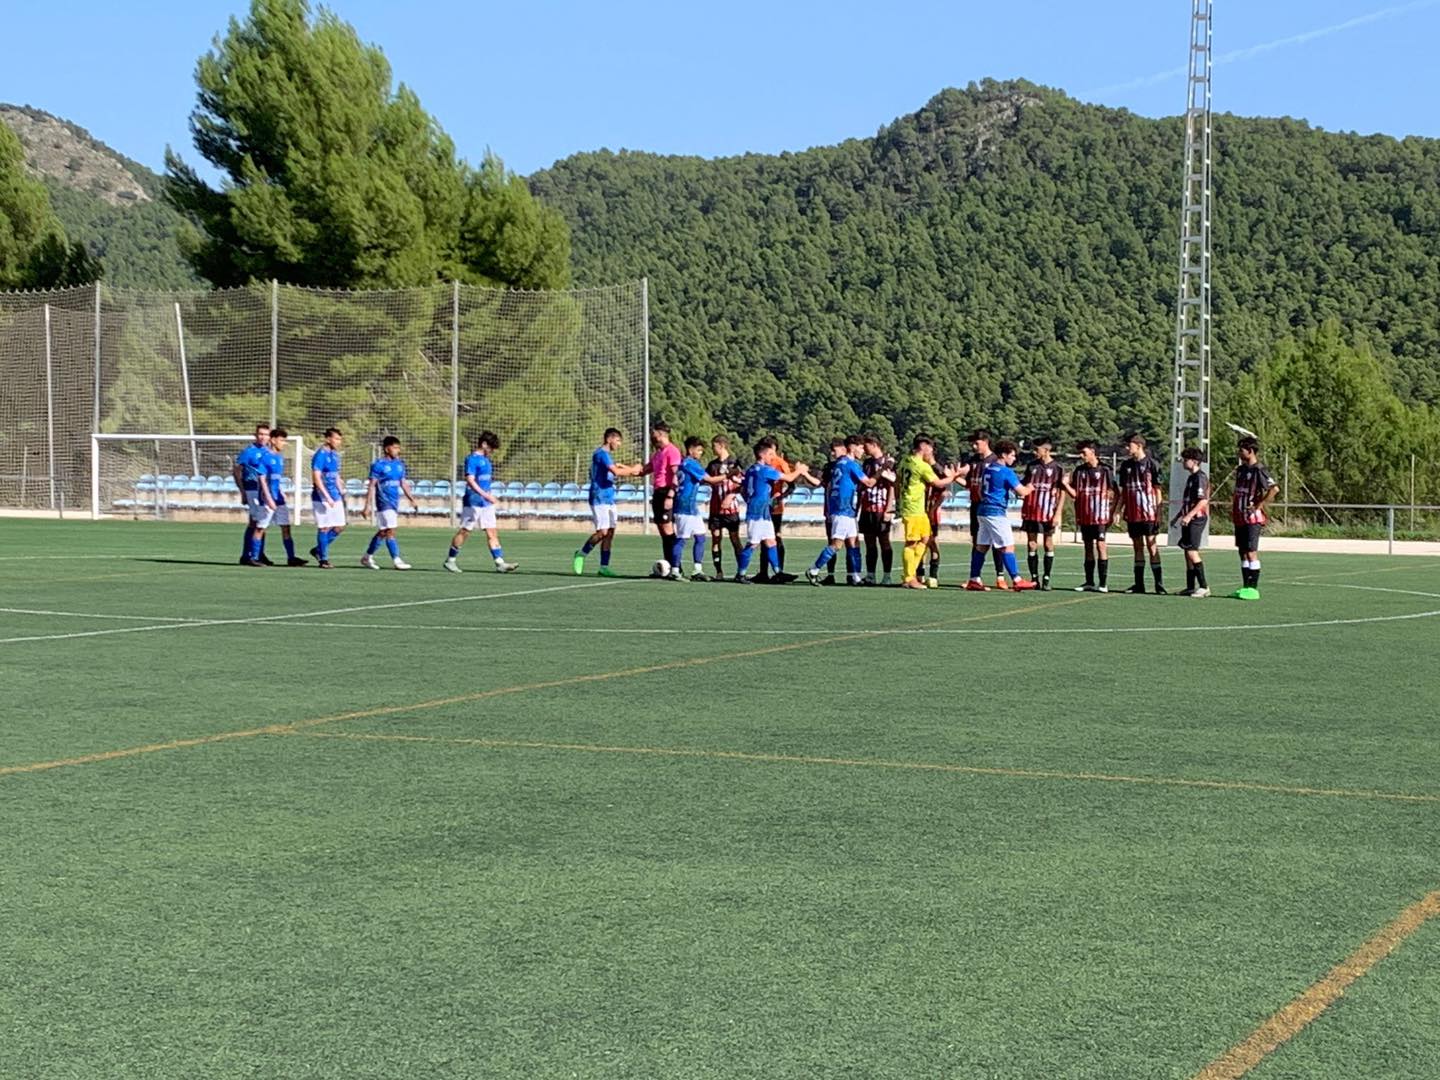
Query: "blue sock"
1004 551 1020 579
283 536 296 560
600 547 612 566
448 545 460 559
970 549 986 579
813 548 832 572
671 536 685 567
490 546 503 562
385 538 400 559
737 546 753 573
847 547 862 576
766 546 780 572
692 535 706 565
317 531 329 560
325 529 340 554
366 533 381 555
581 540 595 555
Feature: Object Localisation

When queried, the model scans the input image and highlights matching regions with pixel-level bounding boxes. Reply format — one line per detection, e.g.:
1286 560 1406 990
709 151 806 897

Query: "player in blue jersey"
668 435 729 581
573 427 642 576
258 428 307 567
806 438 876 586
361 436 419 570
965 440 1036 591
234 422 270 565
309 427 346 569
444 431 517 574
734 437 812 584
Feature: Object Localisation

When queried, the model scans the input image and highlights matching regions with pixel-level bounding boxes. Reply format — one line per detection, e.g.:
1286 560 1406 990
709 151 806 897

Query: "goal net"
91 434 304 522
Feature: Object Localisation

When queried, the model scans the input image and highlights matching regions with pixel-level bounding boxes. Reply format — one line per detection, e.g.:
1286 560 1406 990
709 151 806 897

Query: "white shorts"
313 499 346 530
459 504 498 531
375 508 399 530
830 514 859 542
976 515 1014 549
271 503 291 527
591 504 618 531
676 513 705 540
245 493 274 528
745 518 775 546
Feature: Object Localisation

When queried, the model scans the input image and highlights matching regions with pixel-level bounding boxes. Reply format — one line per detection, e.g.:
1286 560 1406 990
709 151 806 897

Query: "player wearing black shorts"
1117 433 1167 594
859 433 897 584
1020 435 1069 590
706 436 743 580
1170 447 1211 597
1070 440 1119 592
1230 436 1279 600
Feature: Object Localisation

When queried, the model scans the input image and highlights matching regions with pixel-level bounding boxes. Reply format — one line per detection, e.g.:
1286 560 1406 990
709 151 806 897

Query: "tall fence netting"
0 281 646 513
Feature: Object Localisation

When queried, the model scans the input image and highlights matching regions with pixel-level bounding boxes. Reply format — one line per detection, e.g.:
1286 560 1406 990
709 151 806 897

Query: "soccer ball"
651 559 671 578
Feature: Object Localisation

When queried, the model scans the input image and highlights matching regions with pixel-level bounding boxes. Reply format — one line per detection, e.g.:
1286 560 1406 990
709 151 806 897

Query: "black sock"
775 539 785 570
1195 563 1207 589
865 539 877 574
1043 553 1054 580
661 535 672 563
826 551 837 574
1098 559 1109 587
1028 552 1039 579
929 555 940 579
713 550 724 575
1133 563 1146 590
992 549 1005 576
1186 564 1196 591
1084 559 1096 586
1251 566 1261 589
881 544 894 574
1151 561 1164 588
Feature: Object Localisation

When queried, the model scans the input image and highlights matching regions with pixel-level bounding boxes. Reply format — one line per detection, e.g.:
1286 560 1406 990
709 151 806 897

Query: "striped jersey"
1182 470 1210 518
1232 463 1276 525
707 456 743 517
965 451 997 508
860 454 896 514
925 462 948 524
1117 456 1164 523
1070 462 1118 526
1021 460 1065 522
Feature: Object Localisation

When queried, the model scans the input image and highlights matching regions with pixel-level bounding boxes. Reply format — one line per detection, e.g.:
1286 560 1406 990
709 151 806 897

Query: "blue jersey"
589 448 617 505
742 462 782 522
675 456 708 517
825 456 867 518
261 449 286 504
370 458 407 512
978 462 1021 517
237 444 266 491
312 447 342 501
462 451 494 508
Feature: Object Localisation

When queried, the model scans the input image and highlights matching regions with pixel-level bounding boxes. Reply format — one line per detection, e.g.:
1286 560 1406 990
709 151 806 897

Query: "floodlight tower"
1168 0 1213 546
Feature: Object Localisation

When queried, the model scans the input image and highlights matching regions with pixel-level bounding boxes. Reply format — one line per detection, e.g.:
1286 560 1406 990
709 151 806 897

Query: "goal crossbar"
91 433 305 522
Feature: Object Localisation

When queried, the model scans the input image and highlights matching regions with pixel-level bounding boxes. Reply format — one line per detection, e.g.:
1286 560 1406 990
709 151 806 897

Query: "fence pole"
1412 454 1417 531
1387 506 1394 556
269 279 279 427
1283 453 1289 507
174 302 200 477
450 280 460 529
93 281 102 434
90 434 100 520
43 304 56 510
641 277 651 537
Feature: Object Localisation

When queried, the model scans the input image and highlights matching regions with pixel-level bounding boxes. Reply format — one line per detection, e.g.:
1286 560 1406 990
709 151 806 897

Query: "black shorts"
1179 519 1207 551
859 510 890 536
651 488 674 526
1234 523 1263 552
708 513 739 532
969 508 979 542
1127 520 1160 540
771 512 784 534
1023 519 1055 538
1079 524 1108 543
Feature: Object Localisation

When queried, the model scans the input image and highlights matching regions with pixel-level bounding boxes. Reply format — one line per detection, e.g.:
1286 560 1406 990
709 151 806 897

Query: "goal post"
91 433 304 522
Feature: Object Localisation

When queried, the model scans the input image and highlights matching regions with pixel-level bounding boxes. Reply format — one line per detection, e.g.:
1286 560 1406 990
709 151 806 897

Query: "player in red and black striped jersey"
1070 439 1119 592
706 436 744 579
1117 433 1168 594
1230 436 1279 599
1020 435 1070 590
1169 447 1211 597
958 429 1008 586
859 433 898 584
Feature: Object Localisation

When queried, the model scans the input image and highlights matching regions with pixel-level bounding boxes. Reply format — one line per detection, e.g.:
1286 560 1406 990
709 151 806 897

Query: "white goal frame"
91 433 305 522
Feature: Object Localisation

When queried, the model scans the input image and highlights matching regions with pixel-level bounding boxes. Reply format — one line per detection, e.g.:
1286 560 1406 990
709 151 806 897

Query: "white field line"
0 555 133 562
0 579 626 646
0 607 207 623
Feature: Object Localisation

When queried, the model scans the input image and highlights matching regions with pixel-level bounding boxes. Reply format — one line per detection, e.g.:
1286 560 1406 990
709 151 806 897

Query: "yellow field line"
1191 889 1440 1080
294 730 1440 805
0 595 1087 779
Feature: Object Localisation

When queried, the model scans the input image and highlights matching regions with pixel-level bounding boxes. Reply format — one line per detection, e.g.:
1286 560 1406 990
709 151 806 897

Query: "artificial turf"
1 518 1437 1078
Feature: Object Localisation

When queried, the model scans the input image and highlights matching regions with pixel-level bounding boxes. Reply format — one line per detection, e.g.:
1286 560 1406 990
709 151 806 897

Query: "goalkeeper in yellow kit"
894 434 961 590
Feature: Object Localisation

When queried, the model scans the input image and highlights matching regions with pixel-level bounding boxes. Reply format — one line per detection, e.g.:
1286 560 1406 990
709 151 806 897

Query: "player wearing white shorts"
309 427 346 569
260 428 307 567
573 428 642 577
965 440 1036 591
668 436 729 581
806 438 876 586
734 437 811 584
444 431 516 574
361 436 418 570
235 422 270 566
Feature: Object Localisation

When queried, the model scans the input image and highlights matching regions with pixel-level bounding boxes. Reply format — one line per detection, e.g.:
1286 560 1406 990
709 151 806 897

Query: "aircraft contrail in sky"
1082 0 1440 97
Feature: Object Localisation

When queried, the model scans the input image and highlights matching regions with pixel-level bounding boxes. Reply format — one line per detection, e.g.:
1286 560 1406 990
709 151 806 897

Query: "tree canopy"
0 123 100 288
165 0 569 290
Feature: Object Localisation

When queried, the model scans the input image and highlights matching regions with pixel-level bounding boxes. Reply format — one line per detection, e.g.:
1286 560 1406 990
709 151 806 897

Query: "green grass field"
2 518 1438 1079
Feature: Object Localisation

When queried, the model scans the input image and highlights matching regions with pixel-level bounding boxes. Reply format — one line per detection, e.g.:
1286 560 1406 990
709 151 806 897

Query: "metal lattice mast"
1168 0 1213 545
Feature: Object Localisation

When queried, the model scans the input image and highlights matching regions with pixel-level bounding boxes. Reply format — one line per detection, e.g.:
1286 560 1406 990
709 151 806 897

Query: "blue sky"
4 0 1439 178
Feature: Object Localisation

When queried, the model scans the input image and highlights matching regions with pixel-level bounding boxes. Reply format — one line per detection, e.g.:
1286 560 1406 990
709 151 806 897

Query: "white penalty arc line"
0 579 627 645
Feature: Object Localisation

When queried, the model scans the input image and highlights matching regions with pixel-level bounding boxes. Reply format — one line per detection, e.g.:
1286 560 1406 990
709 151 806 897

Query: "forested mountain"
0 105 197 288
531 80 1440 456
